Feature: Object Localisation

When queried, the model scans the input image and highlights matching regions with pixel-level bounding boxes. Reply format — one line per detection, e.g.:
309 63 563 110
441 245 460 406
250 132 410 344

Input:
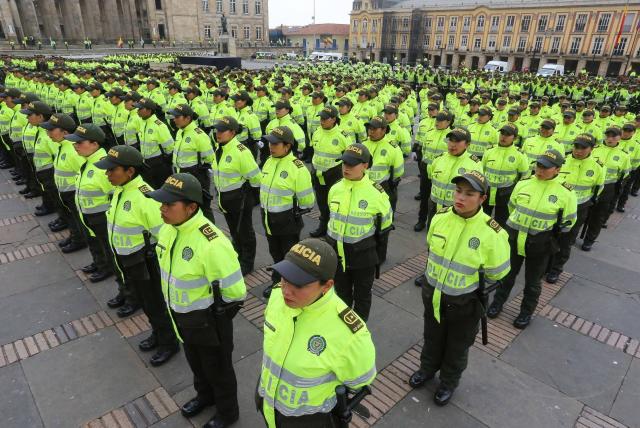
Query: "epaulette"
293 158 305 168
237 143 247 152
433 153 444 159
389 140 398 148
487 218 502 233
198 224 218 241
562 182 574 191
155 119 163 125
470 154 481 162
339 307 364 334
195 127 203 134
373 182 385 193
596 160 604 167
138 184 152 194
436 206 451 214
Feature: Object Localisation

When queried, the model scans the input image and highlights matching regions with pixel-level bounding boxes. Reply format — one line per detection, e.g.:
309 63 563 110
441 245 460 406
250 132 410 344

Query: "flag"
614 5 628 48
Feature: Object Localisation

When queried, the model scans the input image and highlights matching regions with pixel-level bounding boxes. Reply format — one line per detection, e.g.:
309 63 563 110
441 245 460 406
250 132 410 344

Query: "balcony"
504 26 513 33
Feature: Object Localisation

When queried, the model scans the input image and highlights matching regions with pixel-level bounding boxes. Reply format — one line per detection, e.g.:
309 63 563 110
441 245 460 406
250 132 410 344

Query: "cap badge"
165 176 184 189
290 243 322 266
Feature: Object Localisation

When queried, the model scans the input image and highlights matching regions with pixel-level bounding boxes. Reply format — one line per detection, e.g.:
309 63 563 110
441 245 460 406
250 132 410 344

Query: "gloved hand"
409 152 418 161
257 140 264 149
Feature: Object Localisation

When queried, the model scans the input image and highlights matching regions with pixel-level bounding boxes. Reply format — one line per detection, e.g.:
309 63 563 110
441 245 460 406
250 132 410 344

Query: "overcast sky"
268 0 352 28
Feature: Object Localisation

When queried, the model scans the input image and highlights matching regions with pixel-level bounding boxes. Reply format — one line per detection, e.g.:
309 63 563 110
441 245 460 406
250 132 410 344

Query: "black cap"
64 124 106 144
365 116 388 129
87 82 105 92
95 145 144 169
541 119 556 129
265 126 295 145
41 113 77 132
496 98 507 105
341 143 371 166
573 134 595 148
133 98 159 110
605 126 622 136
311 91 325 99
622 123 636 132
213 116 240 132
435 112 452 122
105 87 127 98
124 91 143 102
270 238 338 287
168 104 196 118
336 97 353 108
499 123 518 137
563 109 576 119
452 170 488 195
508 108 520 115
582 109 595 117
469 98 480 105
146 78 159 86
446 127 471 142
478 107 492 116
147 173 203 205
383 104 399 114
0 88 21 98
601 105 612 112
14 92 40 104
57 78 72 87
20 101 52 116
537 149 564 168
231 91 253 105
274 99 293 110
185 86 202 96
166 82 182 91
318 105 339 119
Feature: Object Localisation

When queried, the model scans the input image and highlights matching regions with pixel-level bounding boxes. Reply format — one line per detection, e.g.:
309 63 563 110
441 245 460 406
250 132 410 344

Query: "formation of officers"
0 57 639 425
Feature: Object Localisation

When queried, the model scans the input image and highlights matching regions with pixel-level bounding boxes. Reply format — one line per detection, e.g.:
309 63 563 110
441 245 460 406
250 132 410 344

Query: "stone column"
576 58 586 72
79 0 104 41
59 0 85 41
126 0 140 40
100 0 122 41
16 0 40 38
38 0 62 40
0 0 19 40
451 53 460 69
522 56 531 71
597 60 608 76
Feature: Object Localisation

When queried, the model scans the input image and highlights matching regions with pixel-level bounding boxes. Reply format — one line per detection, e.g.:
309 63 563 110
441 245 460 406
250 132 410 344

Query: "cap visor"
19 109 33 115
573 141 591 148
133 102 144 109
537 158 557 168
64 134 85 142
270 260 318 287
167 109 181 117
452 176 484 193
341 154 363 166
264 134 283 144
40 121 56 130
94 158 121 170
317 112 331 119
146 188 183 203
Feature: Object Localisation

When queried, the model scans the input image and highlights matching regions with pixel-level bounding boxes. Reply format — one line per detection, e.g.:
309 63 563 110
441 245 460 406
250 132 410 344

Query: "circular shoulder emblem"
122 200 131 211
307 335 326 356
508 156 516 162
359 200 368 209
147 129 154 134
458 167 466 174
87 169 94 178
182 246 194 261
380 149 387 156
613 156 620 161
185 137 191 143
332 139 339 146
61 153 66 160
225 155 232 163
280 170 288 179
548 195 558 203
586 169 594 177
468 237 480 249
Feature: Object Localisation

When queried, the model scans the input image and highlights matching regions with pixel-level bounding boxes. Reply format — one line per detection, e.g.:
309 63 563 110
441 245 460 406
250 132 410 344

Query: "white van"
537 63 565 77
308 52 343 62
483 60 509 73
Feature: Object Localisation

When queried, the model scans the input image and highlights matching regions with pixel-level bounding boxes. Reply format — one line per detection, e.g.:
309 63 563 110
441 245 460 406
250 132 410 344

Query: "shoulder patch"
155 119 163 125
293 158 305 168
487 218 502 233
436 206 451 214
470 154 481 162
596 160 604 167
389 140 398 148
195 127 203 134
198 224 218 241
237 143 247 152
562 182 574 191
138 184 152 194
339 307 364 334
373 182 385 193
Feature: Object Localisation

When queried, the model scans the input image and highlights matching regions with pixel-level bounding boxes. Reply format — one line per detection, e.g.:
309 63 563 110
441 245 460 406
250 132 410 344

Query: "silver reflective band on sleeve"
513 206 558 220
261 185 294 197
55 169 77 177
108 223 145 235
81 204 110 214
78 189 109 197
329 212 373 226
428 253 477 275
483 259 510 276
343 365 376 388
296 188 314 198
327 227 375 243
262 354 338 388
265 203 294 212
219 269 243 289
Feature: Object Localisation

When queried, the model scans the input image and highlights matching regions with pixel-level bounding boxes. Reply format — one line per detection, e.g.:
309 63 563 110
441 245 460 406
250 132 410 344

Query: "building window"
242 0 249 14
255 26 262 40
243 25 250 39
461 34 468 48
488 35 496 50
424 16 432 31
449 16 457 31
402 17 409 28
401 34 407 47
436 16 444 31
362 19 368 32
155 0 162 9
521 15 531 32
505 15 515 31
216 0 223 13
502 35 511 48
462 16 471 31
622 12 635 32
550 36 561 53
202 0 209 12
353 20 358 31
424 34 430 48
569 37 581 54
534 36 543 51
229 0 236 14
517 36 527 52
591 36 604 54
255 0 261 14
372 19 378 33
435 34 442 48
204 25 211 38
447 35 455 49
473 37 481 49
613 37 627 55
231 25 237 38
574 14 588 32
490 16 499 32
597 13 611 32
555 15 566 32
476 15 485 30
537 15 548 32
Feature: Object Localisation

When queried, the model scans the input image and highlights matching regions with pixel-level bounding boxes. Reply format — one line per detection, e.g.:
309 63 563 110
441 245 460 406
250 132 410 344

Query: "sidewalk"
0 160 638 428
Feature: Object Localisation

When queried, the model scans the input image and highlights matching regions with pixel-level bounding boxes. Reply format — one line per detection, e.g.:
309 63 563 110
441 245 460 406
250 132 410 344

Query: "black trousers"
182 316 239 424
35 168 58 211
334 265 376 322
417 161 431 223
483 186 514 227
266 233 300 283
83 212 119 276
419 285 481 389
617 168 639 209
584 184 616 244
118 255 177 348
492 235 550 316
180 167 215 223
59 191 88 246
142 156 173 189
273 410 339 428
12 141 25 177
313 182 331 233
550 203 590 275
224 204 256 274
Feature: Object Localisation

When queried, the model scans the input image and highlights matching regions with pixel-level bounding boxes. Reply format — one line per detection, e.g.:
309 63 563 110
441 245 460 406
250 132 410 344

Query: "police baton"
210 280 225 316
334 385 371 428
477 271 499 346
141 230 155 260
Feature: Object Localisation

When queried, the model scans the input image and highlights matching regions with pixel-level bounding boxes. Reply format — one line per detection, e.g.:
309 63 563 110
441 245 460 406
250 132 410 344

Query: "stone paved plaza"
0 158 639 428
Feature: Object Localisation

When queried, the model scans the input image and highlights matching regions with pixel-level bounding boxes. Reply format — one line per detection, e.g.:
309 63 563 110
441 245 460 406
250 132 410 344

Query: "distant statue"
221 14 228 34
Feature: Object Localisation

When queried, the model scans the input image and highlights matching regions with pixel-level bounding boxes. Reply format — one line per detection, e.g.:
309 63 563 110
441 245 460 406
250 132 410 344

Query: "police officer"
615 123 639 212
106 87 128 147
581 127 631 251
309 105 349 237
326 143 393 321
231 91 262 159
134 98 174 188
409 171 510 406
467 107 498 159
149 173 246 428
546 134 604 283
95 146 179 364
66 124 119 283
265 100 306 156
257 238 376 427
260 126 315 298
169 103 215 222
482 124 530 226
488 150 577 328
520 119 564 167
211 116 261 275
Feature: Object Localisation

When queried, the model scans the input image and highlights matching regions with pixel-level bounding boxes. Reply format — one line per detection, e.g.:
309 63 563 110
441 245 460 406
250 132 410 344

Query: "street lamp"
439 46 444 66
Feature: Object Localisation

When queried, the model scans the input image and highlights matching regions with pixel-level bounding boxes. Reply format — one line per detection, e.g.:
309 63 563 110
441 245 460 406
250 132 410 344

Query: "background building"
0 0 268 45
277 23 350 56
349 0 640 75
